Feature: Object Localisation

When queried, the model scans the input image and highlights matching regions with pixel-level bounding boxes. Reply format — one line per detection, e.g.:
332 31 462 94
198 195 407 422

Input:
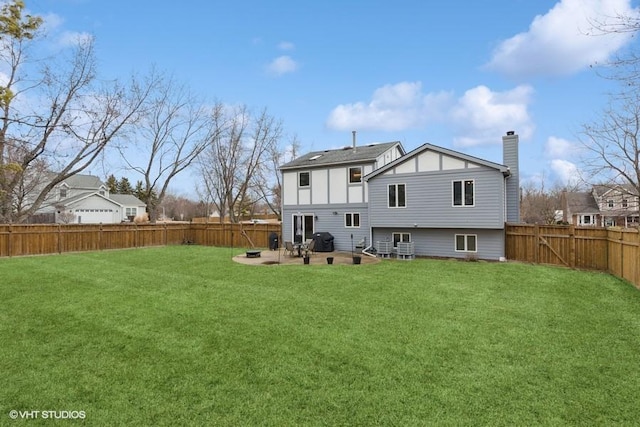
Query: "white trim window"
388 184 406 208
453 179 474 206
455 234 477 252
392 232 411 248
126 207 137 217
578 214 594 226
349 167 362 184
345 212 360 228
299 171 310 187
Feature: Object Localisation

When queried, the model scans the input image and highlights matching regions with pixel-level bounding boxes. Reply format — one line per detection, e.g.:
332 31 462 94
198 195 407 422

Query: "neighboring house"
592 184 640 227
560 191 601 227
279 137 405 250
279 131 521 260
559 185 640 227
34 174 146 224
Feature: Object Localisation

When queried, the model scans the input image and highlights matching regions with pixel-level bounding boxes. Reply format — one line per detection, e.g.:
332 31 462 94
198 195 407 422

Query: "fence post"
534 224 540 264
569 225 575 268
58 224 62 254
8 223 12 257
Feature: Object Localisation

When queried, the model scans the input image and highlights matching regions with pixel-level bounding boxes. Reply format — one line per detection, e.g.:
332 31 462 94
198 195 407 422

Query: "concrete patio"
232 248 381 266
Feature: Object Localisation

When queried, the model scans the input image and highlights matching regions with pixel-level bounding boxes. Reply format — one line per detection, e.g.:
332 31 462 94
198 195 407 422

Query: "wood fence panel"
621 229 639 286
59 224 101 253
506 224 640 288
574 227 608 270
505 224 537 263
99 224 136 250
536 226 572 267
607 229 623 280
0 225 10 257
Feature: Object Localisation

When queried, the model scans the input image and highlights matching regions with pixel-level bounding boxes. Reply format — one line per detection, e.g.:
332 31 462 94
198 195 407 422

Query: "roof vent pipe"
352 130 357 152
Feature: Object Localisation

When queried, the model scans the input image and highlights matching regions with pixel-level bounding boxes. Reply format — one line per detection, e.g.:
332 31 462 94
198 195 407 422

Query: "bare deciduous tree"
197 105 283 223
520 177 565 225
117 71 220 222
579 97 640 197
0 1 152 222
252 134 300 219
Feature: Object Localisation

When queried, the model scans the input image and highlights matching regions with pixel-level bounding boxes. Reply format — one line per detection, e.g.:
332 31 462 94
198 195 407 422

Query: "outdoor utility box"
269 232 279 250
312 232 334 252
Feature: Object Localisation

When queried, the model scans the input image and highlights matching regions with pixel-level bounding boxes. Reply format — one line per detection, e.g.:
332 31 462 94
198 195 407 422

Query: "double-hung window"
345 213 360 228
453 180 474 206
388 184 406 208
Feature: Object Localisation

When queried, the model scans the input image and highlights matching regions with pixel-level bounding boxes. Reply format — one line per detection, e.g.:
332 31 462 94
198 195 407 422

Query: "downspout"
362 178 376 258
362 243 376 258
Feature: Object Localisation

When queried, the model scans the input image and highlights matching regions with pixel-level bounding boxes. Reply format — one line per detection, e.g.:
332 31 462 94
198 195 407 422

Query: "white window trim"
298 171 310 188
392 232 411 249
455 234 477 252
388 183 407 208
344 212 360 228
348 166 362 184
452 179 475 207
578 214 594 225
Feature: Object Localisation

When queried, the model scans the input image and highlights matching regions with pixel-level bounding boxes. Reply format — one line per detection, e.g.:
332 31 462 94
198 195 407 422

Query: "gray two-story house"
279 131 520 260
279 138 404 251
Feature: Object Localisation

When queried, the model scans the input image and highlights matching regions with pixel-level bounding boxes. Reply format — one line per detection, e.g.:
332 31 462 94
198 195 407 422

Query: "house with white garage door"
35 174 146 224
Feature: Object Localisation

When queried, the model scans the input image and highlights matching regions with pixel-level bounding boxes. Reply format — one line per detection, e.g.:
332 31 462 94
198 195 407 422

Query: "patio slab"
232 248 381 266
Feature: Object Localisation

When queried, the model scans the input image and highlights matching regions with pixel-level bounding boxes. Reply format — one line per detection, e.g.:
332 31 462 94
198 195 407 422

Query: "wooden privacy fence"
0 222 282 257
506 224 640 288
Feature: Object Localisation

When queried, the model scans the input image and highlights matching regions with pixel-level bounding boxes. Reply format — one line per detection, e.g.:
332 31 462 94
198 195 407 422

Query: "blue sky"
27 0 640 194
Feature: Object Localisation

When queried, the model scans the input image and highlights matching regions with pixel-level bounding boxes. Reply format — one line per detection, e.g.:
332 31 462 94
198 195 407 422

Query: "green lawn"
1 246 640 426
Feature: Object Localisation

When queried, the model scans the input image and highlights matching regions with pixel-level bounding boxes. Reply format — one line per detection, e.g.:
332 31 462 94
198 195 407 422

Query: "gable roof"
279 141 404 170
61 174 104 189
565 191 600 214
56 192 120 208
110 194 146 206
364 143 510 181
592 184 639 198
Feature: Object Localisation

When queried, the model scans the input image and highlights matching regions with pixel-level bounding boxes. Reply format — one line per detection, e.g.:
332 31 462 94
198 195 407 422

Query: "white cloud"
266 55 299 76
278 41 295 51
449 85 535 146
326 81 453 132
544 136 576 158
41 12 64 33
326 81 535 145
485 0 639 79
550 159 580 186
57 31 94 48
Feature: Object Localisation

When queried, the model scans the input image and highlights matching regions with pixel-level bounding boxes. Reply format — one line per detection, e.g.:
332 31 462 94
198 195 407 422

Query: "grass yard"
1 246 640 426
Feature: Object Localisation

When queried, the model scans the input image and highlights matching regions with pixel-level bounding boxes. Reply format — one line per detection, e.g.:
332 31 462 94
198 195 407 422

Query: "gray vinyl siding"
368 167 506 229
282 204 370 252
372 227 505 260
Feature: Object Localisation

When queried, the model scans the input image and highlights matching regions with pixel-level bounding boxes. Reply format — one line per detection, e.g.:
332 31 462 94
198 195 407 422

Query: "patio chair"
306 239 316 255
284 241 295 257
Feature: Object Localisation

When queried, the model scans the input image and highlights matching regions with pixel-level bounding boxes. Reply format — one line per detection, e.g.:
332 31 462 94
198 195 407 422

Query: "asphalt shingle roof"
110 194 146 206
566 191 600 214
279 141 402 170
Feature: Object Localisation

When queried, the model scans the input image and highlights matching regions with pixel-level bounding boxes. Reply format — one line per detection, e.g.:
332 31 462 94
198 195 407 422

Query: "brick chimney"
503 131 520 223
